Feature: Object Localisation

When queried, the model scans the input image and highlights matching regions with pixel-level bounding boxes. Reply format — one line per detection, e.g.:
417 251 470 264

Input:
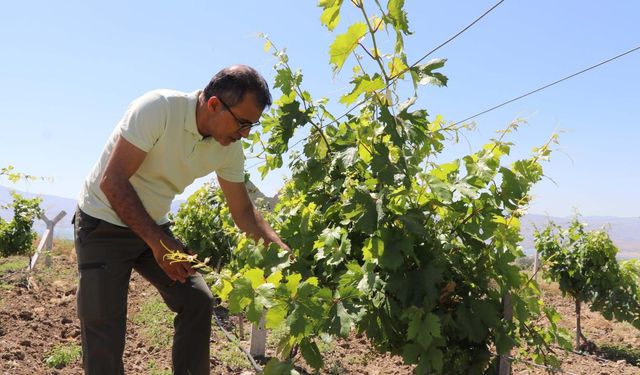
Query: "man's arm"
100 136 194 282
217 176 290 252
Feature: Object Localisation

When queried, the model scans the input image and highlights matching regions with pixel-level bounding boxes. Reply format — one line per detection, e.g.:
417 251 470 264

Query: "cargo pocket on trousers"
74 211 104 245
76 263 126 321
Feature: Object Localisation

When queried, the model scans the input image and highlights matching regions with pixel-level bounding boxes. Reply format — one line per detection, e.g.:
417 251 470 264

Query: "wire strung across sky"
245 0 507 171
247 43 640 172
453 44 640 126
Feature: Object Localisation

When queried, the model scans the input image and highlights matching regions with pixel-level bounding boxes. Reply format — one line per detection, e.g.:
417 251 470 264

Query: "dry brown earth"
1 242 638 374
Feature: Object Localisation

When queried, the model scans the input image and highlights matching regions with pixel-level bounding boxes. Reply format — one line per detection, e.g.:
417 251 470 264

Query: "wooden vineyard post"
29 210 66 270
498 293 513 375
249 316 267 358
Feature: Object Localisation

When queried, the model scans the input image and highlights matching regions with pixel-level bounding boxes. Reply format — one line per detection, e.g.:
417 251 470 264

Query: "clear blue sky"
1 1 638 217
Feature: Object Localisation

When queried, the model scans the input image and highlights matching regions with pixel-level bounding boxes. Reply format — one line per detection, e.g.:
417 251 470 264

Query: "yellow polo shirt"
78 89 245 226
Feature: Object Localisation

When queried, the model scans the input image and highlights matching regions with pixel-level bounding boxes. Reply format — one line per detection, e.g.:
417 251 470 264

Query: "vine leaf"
319 0 344 31
263 359 300 375
300 338 324 369
411 58 449 87
387 0 411 34
340 74 386 105
329 22 367 74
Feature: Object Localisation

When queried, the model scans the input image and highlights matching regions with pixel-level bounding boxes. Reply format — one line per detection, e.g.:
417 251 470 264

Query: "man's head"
203 65 272 110
198 65 272 145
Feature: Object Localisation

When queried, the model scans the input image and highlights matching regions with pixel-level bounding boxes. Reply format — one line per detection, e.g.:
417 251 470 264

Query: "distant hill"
1 185 639 258
1 185 77 233
0 185 184 239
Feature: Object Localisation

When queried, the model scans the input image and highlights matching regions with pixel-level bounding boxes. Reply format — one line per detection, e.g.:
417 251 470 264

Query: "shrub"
0 192 42 257
170 182 238 271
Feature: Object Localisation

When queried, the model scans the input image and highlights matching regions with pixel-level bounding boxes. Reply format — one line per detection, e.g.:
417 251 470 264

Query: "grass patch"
599 343 640 366
45 343 82 369
0 256 28 297
0 256 28 274
147 359 172 375
52 238 75 254
131 296 174 349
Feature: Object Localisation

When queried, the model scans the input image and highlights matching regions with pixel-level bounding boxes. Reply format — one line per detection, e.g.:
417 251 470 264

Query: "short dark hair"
203 65 272 110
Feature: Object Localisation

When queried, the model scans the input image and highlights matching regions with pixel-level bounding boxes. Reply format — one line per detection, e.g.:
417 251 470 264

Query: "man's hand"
285 246 295 261
218 176 291 258
101 136 196 283
278 242 294 259
152 235 196 283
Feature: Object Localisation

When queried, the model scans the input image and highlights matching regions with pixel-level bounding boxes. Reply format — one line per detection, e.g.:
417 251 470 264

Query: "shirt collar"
184 90 202 137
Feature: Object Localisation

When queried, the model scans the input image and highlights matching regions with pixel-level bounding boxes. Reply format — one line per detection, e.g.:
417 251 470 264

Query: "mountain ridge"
1 185 638 258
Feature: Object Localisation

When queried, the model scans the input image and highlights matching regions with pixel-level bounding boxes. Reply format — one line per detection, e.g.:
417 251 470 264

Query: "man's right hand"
151 235 196 283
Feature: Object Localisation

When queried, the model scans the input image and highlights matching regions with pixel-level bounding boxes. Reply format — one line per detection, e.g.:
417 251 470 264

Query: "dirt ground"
1 242 639 374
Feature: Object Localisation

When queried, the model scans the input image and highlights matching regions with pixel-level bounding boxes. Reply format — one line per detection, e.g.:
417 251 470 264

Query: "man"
74 65 288 374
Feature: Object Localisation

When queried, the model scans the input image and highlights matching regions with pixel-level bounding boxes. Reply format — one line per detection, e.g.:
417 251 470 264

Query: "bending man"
74 65 287 375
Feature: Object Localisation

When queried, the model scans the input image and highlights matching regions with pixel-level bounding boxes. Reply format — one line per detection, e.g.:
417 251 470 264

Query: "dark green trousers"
74 208 213 375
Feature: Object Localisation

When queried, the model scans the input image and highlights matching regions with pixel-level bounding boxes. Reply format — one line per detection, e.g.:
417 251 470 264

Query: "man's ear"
207 96 221 112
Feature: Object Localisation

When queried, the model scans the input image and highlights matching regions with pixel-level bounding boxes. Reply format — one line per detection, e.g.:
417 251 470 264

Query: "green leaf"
267 270 283 285
245 268 265 289
319 0 343 31
431 160 459 182
387 0 410 34
402 343 420 364
340 75 386 105
328 301 354 336
274 68 299 96
472 299 500 328
425 346 444 373
389 56 409 78
381 232 410 270
399 209 427 238
300 338 324 369
247 300 263 322
286 273 303 296
263 359 300 375
266 303 288 329
456 305 487 343
353 187 378 234
411 58 448 87
228 278 253 314
363 236 384 262
254 284 276 310
495 323 517 355
407 310 441 349
329 22 367 74
213 278 233 301
426 174 452 203
287 307 309 337
358 142 373 163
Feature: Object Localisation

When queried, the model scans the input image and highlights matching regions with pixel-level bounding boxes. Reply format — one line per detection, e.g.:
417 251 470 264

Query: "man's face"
204 93 263 146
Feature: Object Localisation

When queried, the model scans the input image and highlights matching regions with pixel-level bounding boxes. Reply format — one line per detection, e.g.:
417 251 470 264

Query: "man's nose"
239 127 251 138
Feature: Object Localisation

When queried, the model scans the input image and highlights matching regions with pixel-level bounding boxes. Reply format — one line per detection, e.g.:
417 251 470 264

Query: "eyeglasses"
218 98 260 131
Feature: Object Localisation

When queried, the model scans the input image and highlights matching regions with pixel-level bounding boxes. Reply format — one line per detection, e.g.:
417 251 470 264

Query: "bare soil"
1 243 639 374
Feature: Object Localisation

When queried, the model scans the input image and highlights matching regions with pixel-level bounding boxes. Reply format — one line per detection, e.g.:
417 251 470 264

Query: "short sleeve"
118 92 168 152
216 141 245 183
